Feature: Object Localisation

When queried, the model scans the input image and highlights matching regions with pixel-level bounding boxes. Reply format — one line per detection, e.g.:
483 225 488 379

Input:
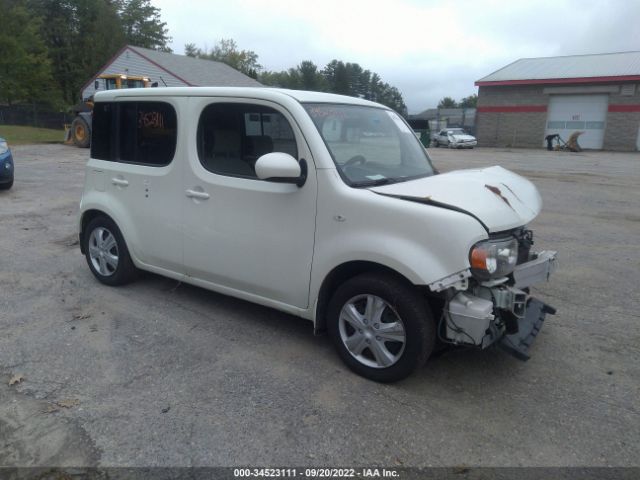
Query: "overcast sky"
154 0 640 113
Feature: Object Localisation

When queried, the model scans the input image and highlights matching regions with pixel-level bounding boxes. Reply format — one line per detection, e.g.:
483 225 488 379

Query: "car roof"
94 86 386 109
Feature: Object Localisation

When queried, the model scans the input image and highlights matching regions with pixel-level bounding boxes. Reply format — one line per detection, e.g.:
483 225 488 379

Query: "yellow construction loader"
65 74 151 147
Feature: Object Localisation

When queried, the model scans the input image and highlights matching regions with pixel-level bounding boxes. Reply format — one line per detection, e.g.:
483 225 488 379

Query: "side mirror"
255 152 307 187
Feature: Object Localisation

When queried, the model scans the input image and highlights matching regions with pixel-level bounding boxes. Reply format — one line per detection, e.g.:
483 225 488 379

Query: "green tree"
0 0 56 105
185 39 261 78
184 43 199 57
298 60 325 91
28 0 125 103
438 96 458 108
192 39 408 115
459 94 477 108
116 0 172 52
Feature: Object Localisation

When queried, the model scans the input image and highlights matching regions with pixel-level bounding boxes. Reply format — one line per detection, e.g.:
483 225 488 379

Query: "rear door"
90 100 183 272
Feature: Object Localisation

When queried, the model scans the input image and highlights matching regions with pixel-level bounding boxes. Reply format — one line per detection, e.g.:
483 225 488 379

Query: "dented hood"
370 166 542 232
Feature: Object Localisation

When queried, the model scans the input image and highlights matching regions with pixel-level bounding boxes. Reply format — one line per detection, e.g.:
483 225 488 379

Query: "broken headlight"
470 237 518 279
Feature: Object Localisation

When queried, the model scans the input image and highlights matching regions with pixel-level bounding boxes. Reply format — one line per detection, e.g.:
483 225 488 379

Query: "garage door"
544 95 609 149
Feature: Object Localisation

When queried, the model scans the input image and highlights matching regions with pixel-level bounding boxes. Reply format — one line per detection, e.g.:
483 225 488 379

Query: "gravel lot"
0 144 638 468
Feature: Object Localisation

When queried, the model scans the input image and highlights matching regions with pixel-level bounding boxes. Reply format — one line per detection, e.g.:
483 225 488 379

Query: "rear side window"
91 103 113 160
197 103 298 178
90 101 177 166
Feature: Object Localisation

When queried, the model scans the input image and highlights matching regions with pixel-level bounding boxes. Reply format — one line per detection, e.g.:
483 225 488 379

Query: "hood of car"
369 166 541 232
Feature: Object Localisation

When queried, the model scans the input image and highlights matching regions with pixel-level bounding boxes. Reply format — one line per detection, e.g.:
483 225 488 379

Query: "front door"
182 98 317 309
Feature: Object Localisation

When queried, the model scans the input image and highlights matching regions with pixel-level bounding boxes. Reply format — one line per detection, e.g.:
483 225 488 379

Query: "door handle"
185 189 210 200
111 177 129 187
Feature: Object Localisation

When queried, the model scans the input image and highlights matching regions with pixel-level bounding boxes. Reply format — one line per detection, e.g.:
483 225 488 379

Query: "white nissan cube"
79 87 557 382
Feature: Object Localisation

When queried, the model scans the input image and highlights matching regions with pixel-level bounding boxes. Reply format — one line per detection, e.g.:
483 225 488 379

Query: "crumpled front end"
433 228 557 360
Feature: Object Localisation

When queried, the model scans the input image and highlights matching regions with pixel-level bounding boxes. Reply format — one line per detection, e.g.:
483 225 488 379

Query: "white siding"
81 48 189 100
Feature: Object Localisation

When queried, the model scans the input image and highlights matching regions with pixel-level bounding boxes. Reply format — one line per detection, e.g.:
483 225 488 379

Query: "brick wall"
604 111 640 150
476 82 640 151
476 111 547 148
476 85 548 148
604 84 640 151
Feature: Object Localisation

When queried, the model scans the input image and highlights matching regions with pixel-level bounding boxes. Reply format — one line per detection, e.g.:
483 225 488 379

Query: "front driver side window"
197 103 298 178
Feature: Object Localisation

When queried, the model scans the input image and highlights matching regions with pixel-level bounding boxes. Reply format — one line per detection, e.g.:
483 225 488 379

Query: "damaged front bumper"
442 250 557 360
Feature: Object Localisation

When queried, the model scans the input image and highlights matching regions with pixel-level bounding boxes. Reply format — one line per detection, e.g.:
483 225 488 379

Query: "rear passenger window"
119 102 177 166
197 103 298 178
90 101 177 166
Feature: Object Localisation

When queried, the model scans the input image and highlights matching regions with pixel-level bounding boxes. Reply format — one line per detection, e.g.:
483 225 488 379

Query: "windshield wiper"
351 178 396 188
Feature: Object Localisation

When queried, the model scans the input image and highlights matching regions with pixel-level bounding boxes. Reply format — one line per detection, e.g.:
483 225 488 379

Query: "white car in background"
434 128 477 149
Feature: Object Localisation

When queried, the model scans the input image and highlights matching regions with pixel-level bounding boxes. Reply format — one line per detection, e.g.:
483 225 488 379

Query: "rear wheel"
83 216 136 286
71 117 90 148
327 273 435 382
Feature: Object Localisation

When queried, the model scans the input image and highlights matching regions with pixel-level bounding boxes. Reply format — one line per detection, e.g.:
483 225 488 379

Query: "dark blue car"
0 137 14 190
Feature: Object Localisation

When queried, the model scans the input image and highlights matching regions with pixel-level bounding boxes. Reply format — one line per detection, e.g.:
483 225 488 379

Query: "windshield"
304 103 435 187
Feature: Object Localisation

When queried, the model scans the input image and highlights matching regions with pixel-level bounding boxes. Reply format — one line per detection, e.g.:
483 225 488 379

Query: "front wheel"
71 117 90 148
83 216 137 286
327 273 435 382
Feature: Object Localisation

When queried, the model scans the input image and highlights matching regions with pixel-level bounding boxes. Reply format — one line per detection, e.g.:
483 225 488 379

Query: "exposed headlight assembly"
470 237 518 279
0 141 8 155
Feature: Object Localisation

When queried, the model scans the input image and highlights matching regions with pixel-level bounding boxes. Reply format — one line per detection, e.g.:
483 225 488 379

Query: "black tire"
71 117 90 148
0 179 12 190
433 140 439 147
83 216 137 286
327 272 435 383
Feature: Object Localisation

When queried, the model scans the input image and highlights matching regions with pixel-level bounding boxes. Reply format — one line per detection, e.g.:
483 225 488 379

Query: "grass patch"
0 125 65 145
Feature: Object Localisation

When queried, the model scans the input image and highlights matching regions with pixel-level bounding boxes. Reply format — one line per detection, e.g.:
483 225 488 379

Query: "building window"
546 121 566 129
586 121 605 130
565 121 585 130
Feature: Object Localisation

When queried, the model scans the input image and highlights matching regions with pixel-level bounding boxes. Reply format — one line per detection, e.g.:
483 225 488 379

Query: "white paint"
544 94 609 150
80 88 545 324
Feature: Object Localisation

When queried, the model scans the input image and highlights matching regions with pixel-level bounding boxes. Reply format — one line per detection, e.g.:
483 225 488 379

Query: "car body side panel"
308 169 488 322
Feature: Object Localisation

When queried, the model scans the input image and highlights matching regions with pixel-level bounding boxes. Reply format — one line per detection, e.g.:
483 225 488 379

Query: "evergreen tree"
0 0 57 105
438 96 458 108
116 0 172 52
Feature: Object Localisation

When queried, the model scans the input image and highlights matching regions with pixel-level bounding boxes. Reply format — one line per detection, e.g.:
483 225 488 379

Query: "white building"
80 45 261 101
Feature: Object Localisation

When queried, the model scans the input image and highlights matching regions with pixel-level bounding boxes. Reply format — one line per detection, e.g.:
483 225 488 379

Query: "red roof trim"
475 75 640 87
477 105 547 113
128 47 194 86
79 44 130 96
608 104 640 112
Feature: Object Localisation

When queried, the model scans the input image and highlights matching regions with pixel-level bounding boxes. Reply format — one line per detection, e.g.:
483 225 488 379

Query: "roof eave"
475 75 640 87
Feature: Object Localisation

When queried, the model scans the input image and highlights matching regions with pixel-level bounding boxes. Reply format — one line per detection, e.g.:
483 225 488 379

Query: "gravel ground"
0 144 638 468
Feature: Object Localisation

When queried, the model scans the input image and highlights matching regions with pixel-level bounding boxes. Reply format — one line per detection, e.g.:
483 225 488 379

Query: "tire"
433 140 439 147
83 216 137 286
0 179 12 190
327 273 435 382
71 117 90 148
